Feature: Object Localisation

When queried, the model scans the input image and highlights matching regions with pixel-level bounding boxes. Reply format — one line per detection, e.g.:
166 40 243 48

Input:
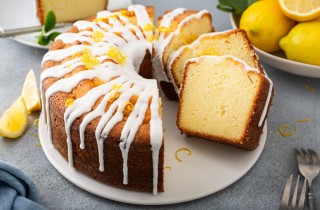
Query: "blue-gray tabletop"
0 0 319 209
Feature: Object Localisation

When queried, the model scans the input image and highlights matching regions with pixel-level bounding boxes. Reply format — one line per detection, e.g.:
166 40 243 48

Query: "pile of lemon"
240 0 320 66
0 69 41 138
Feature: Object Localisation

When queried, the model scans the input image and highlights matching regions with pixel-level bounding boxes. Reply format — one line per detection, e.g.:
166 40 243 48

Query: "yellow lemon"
21 69 41 113
279 20 320 66
278 0 320 22
0 96 28 138
240 0 295 53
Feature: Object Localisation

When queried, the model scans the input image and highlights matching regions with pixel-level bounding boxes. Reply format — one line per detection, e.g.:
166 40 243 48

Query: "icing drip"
41 5 162 195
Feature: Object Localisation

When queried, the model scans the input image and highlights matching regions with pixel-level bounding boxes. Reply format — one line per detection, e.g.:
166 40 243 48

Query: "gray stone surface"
0 0 319 209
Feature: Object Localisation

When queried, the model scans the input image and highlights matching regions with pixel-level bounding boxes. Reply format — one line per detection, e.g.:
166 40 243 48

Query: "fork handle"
308 188 317 210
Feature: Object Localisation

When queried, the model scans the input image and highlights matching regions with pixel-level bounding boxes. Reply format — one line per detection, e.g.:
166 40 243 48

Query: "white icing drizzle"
187 55 273 128
41 5 162 195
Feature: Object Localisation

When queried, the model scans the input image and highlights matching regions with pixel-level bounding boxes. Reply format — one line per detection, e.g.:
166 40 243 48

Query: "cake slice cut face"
177 55 273 150
169 29 264 89
36 0 109 24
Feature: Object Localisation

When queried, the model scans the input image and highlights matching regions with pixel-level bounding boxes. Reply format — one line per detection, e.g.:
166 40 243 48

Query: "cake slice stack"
175 30 274 150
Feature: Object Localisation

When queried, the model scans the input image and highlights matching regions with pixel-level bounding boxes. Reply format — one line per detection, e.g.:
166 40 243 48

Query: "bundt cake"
177 55 273 150
41 5 164 194
168 29 264 93
36 0 109 24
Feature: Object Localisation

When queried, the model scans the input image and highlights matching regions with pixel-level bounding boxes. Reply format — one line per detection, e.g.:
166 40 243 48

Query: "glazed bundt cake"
36 0 109 24
169 29 264 92
177 55 273 150
41 5 164 194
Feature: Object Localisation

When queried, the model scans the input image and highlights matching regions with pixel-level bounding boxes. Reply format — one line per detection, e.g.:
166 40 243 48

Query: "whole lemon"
240 0 295 53
279 20 320 66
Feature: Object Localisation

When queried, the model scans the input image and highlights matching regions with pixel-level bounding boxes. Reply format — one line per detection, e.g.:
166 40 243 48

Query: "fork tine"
308 149 320 164
291 175 300 209
280 174 293 210
296 149 303 164
301 148 310 162
297 178 307 210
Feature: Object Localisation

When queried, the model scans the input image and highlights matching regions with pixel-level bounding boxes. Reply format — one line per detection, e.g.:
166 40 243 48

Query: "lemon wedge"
22 69 41 113
278 0 320 22
0 96 28 138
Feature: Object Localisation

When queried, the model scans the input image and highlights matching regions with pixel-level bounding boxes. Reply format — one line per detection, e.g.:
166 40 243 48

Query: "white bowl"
230 14 320 78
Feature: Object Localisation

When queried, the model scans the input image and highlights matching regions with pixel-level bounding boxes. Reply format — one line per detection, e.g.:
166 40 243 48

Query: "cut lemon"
278 0 320 22
0 96 28 138
21 69 41 113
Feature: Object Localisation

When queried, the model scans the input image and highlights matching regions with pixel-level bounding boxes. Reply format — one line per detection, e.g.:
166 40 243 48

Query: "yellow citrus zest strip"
65 98 75 107
92 31 104 42
66 64 71 69
122 101 134 112
71 52 83 60
113 84 122 90
175 148 192 162
80 48 100 69
143 23 155 31
106 46 127 64
278 124 299 137
29 132 38 137
33 118 39 127
296 117 311 123
35 144 41 147
147 35 155 42
164 166 172 171
157 26 171 33
304 84 316 92
108 90 120 103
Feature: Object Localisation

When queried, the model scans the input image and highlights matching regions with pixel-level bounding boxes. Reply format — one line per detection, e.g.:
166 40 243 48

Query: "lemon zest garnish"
122 101 134 112
147 35 155 42
35 144 41 147
106 46 127 65
66 64 71 69
143 23 155 31
29 132 37 137
157 26 171 33
33 118 39 127
164 166 172 171
296 117 311 123
113 84 122 90
304 84 316 92
175 148 192 162
80 48 100 69
278 123 299 137
65 98 75 107
92 30 104 42
108 91 120 103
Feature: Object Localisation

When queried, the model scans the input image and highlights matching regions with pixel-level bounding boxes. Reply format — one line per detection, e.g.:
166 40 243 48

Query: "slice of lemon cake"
169 29 263 92
177 55 273 150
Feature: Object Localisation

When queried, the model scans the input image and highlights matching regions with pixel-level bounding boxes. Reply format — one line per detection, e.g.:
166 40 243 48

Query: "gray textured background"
0 0 320 209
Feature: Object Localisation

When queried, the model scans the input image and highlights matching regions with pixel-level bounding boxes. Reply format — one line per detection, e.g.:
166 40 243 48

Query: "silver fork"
280 174 307 210
296 148 320 210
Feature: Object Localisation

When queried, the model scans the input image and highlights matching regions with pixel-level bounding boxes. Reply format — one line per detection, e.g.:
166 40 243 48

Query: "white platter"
39 96 267 205
230 14 320 78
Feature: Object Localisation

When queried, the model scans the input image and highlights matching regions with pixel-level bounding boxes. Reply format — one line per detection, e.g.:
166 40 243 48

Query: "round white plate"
39 96 267 205
229 14 320 78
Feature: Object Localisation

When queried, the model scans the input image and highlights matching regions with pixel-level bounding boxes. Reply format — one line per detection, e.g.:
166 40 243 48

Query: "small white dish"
39 95 267 205
230 14 320 78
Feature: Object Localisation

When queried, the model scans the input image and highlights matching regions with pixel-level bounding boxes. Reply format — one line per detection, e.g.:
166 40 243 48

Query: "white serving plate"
39 95 267 205
230 14 320 78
